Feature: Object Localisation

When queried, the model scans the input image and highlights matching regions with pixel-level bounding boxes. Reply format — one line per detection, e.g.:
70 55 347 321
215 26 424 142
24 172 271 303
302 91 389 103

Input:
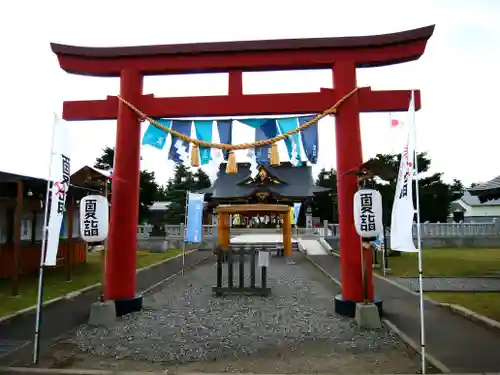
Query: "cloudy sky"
0 0 498 186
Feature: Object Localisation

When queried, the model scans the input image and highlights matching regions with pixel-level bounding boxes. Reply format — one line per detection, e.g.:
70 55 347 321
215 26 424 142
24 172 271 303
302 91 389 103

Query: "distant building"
450 190 500 223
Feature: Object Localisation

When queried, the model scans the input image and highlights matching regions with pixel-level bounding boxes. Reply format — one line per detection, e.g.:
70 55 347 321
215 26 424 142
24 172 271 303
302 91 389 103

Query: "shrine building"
199 161 330 227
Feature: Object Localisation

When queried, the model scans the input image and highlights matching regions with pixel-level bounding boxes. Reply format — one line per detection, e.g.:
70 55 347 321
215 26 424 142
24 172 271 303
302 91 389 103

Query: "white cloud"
0 0 499 186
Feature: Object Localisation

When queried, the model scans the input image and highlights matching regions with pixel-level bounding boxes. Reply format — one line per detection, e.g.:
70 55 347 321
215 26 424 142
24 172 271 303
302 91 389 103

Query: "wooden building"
0 166 110 294
199 162 330 227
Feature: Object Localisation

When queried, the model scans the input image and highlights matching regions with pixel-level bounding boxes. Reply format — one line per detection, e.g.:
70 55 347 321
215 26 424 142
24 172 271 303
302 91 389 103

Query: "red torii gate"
51 25 434 316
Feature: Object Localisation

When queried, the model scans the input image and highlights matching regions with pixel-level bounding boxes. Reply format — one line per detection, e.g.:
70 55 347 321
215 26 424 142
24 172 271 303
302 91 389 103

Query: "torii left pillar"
105 69 144 315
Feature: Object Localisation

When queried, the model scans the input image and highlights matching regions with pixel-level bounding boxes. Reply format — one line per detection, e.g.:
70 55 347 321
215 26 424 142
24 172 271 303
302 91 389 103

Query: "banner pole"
182 190 189 276
33 114 58 364
411 90 426 375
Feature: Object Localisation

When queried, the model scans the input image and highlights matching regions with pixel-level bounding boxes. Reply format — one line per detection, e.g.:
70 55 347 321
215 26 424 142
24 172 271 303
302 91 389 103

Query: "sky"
1 0 499 187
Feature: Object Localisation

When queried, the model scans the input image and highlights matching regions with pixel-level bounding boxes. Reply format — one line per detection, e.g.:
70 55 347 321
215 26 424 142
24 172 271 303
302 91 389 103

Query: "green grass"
426 292 500 323
381 248 500 277
0 249 182 318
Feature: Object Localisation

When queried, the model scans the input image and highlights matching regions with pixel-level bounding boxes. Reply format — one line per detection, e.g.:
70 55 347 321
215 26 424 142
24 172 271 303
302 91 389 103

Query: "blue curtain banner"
193 120 213 165
185 192 205 243
142 119 171 150
276 117 302 162
168 120 192 163
293 202 302 224
239 118 268 129
255 119 278 165
216 120 232 160
298 115 319 164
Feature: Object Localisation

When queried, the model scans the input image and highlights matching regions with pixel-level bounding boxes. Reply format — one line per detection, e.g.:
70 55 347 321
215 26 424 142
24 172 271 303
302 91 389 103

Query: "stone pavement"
390 276 500 292
308 253 500 373
29 253 425 374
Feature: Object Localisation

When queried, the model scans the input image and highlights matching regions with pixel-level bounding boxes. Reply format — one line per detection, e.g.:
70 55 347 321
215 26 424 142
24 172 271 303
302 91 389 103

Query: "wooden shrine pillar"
12 181 23 296
283 207 292 258
65 195 75 281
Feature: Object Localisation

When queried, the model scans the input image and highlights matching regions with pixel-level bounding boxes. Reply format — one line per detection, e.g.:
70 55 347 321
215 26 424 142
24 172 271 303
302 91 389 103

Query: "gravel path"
40 254 426 374
390 276 500 292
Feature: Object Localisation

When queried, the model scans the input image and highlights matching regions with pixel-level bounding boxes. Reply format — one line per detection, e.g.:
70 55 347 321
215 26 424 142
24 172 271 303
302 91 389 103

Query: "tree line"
311 152 466 224
93 147 211 224
95 147 468 226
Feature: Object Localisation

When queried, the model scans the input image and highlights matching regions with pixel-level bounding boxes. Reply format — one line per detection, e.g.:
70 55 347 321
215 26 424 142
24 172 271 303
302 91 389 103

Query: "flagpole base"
334 294 383 318
113 294 143 317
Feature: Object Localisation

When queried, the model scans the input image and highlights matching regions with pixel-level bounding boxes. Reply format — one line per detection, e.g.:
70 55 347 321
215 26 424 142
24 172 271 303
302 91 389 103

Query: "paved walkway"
231 234 298 243
390 276 500 292
308 254 500 373
299 239 329 255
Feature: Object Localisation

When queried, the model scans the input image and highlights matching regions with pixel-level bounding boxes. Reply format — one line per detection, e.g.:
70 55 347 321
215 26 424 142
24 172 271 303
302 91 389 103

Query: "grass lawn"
426 292 500 323
0 249 182 318
381 248 500 277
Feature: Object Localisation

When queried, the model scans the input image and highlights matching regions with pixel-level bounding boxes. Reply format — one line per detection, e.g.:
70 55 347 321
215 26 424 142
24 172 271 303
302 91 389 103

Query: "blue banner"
239 118 268 129
298 115 318 164
276 117 301 163
194 120 213 165
255 119 277 165
185 192 204 243
142 119 171 150
168 120 192 163
293 202 302 224
216 120 232 160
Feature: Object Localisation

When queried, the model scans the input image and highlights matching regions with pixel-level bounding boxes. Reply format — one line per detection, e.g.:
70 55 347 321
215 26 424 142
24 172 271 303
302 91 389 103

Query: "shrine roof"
199 162 330 199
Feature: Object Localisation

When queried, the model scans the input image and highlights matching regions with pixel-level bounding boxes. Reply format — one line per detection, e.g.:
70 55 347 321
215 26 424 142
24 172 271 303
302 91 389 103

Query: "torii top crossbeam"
51 25 434 120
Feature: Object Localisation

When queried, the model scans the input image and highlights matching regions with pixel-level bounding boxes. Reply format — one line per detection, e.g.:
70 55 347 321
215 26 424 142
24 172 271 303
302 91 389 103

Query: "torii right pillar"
332 63 420 317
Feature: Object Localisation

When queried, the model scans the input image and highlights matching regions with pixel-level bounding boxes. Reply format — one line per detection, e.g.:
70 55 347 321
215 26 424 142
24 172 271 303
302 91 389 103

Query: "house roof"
468 175 500 203
458 190 500 206
0 166 110 197
199 162 330 199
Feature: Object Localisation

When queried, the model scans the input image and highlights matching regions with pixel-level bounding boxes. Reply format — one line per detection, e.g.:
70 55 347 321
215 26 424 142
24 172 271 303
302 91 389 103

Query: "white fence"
138 220 500 240
325 220 500 239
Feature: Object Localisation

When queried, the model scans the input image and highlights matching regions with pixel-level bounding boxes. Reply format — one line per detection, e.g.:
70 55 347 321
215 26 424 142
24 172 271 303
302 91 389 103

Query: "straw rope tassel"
270 143 280 166
226 151 238 174
191 144 200 167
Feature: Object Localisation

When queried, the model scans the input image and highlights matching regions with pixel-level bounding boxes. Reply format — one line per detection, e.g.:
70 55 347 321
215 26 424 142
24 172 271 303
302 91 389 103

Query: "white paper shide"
79 195 109 242
353 189 383 238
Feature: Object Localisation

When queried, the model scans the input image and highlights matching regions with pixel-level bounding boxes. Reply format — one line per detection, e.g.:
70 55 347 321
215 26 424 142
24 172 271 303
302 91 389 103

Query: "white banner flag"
390 93 417 252
45 116 71 266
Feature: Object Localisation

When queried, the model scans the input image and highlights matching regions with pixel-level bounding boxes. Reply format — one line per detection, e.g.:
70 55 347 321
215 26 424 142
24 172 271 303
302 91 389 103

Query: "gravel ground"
38 254 429 374
390 276 500 292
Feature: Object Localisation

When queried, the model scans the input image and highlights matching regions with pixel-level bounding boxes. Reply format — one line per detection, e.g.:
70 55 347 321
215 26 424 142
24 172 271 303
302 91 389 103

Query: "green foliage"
94 147 161 224
311 153 464 224
160 164 211 225
311 168 338 223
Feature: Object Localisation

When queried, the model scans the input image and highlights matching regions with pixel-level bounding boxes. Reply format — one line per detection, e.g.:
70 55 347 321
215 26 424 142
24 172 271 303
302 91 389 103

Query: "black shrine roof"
199 162 330 199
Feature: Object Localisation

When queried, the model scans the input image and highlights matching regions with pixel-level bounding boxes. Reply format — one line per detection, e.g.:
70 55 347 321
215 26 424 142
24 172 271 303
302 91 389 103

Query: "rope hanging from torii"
116 87 361 174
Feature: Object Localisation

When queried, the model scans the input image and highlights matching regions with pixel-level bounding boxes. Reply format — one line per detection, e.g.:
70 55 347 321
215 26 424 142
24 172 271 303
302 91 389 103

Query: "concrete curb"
0 251 194 324
370 260 500 331
300 250 451 374
440 302 500 331
0 370 480 375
